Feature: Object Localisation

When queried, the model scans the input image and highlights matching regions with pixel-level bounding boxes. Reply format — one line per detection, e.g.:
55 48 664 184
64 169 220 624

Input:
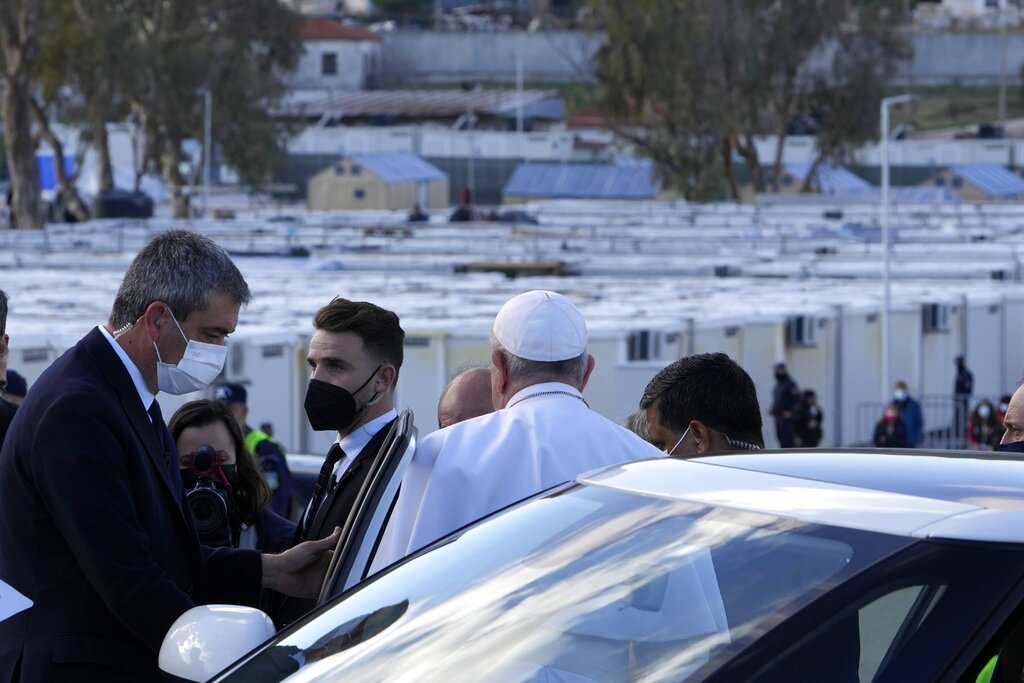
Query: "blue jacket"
896 397 924 447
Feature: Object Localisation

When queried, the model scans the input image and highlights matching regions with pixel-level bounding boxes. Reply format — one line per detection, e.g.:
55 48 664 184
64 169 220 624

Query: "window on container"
354 188 365 199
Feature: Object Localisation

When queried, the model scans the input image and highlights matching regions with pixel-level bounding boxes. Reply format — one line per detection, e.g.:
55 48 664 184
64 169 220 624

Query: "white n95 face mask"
154 310 228 395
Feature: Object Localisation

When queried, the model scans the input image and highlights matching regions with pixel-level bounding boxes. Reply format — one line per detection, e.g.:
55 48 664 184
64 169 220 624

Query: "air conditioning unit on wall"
786 315 818 348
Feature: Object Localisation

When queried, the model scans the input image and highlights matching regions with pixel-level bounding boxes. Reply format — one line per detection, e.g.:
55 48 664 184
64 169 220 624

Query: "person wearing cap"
214 382 293 519
374 290 664 569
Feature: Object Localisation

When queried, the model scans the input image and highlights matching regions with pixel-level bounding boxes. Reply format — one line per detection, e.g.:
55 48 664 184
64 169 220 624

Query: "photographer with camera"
170 400 295 552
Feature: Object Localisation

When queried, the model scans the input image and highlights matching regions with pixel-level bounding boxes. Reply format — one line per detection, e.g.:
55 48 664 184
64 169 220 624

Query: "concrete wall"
378 30 602 85
375 30 1024 87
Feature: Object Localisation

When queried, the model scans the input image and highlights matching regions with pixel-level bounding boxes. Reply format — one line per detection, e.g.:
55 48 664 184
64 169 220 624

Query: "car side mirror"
159 605 275 682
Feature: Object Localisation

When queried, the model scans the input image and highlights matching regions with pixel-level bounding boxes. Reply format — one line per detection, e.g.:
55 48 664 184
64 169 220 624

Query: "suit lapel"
83 328 186 515
308 418 396 540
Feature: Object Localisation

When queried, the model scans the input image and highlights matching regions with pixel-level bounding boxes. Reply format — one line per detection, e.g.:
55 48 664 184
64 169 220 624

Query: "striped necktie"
302 442 344 541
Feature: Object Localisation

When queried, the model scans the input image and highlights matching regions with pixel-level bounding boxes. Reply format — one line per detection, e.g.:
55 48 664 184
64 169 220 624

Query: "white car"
162 447 1024 683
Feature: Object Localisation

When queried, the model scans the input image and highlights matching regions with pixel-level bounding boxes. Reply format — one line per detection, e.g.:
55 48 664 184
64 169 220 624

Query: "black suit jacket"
0 328 261 683
0 398 16 450
274 417 397 626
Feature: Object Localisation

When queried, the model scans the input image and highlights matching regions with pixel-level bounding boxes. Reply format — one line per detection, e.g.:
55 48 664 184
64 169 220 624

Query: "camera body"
182 444 234 547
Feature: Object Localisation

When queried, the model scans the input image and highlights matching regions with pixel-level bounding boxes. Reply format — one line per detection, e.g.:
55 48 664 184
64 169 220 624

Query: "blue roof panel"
951 163 1024 198
503 160 659 199
784 161 872 194
350 151 447 185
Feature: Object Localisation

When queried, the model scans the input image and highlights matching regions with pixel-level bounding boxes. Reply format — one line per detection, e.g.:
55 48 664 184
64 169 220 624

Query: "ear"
577 354 596 391
0 333 8 356
141 301 168 343
377 364 397 392
690 420 714 454
490 348 509 404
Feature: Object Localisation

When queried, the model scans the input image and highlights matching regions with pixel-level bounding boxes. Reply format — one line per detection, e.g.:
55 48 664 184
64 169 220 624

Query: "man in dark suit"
0 231 339 682
0 289 17 449
274 298 404 625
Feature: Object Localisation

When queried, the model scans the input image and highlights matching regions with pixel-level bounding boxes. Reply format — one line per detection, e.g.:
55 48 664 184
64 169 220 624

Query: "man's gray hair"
490 333 588 385
109 230 251 328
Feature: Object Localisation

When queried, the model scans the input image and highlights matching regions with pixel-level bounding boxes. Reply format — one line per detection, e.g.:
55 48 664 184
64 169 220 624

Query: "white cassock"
373 382 666 570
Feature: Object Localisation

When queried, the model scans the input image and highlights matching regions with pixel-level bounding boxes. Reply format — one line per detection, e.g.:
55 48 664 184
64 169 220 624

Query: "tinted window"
222 486 909 682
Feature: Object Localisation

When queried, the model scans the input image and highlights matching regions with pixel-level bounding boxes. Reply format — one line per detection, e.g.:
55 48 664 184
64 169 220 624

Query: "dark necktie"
302 442 345 541
148 400 174 469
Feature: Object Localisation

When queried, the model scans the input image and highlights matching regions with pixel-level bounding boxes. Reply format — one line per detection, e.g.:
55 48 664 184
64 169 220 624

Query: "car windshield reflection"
224 485 908 682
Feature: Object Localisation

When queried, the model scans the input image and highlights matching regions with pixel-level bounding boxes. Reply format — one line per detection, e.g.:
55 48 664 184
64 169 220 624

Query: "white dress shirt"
99 325 156 416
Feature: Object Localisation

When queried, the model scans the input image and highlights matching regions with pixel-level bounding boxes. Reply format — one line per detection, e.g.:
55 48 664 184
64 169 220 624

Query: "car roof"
694 449 1024 510
577 452 1024 544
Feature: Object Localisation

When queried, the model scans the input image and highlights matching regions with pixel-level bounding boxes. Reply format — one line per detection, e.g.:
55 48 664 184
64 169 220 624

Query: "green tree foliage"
7 0 301 222
123 0 302 217
801 5 910 191
592 0 909 199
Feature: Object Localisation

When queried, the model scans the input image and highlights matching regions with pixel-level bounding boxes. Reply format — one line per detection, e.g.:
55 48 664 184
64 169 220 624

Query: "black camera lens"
187 484 231 547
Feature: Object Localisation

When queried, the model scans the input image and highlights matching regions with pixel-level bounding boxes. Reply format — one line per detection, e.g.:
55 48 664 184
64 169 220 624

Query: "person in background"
4 369 26 405
873 403 909 448
642 352 765 456
622 408 651 442
407 202 429 223
170 399 295 552
214 382 293 519
967 399 1001 452
997 394 1012 426
0 290 15 448
954 355 974 448
998 383 1024 453
892 380 924 448
770 362 800 448
437 365 494 429
794 389 824 447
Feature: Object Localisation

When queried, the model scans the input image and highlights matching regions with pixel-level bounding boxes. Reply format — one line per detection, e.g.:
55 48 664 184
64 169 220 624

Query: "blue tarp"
37 155 75 192
349 151 446 185
503 160 660 200
949 163 1024 199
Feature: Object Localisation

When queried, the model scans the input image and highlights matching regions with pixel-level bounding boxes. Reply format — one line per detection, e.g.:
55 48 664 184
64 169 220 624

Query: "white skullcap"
493 290 588 362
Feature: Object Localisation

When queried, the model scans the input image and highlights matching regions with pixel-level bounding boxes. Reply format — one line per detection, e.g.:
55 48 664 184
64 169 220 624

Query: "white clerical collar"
339 408 398 457
99 325 156 413
505 382 587 410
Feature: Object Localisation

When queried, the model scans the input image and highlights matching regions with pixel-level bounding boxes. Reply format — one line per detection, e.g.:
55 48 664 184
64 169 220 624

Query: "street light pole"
880 94 915 404
197 88 212 218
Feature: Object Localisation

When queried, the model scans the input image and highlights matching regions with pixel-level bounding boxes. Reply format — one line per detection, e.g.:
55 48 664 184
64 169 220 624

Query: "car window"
220 485 910 682
858 584 940 680
723 541 1024 683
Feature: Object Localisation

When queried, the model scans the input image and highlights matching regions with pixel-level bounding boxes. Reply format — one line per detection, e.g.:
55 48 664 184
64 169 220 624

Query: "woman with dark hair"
169 399 295 553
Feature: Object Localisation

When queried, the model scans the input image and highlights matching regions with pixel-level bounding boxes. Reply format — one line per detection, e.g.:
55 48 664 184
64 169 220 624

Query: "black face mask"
997 440 1024 453
304 366 381 432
